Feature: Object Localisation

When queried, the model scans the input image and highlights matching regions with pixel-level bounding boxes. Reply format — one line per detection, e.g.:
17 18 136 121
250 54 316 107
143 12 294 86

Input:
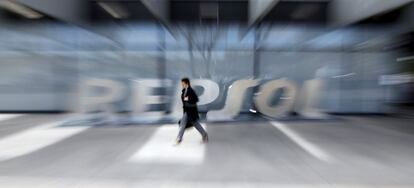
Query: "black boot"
175 138 182 145
202 135 209 143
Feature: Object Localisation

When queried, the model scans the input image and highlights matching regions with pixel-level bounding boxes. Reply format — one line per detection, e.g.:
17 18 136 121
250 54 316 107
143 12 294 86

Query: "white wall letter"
254 79 297 118
207 79 259 121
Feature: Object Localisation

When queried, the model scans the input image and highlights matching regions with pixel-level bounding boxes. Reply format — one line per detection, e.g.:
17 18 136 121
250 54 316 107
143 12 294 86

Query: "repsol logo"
78 78 326 122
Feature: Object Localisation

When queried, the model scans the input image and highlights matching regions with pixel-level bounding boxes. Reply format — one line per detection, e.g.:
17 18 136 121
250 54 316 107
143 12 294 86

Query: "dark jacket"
181 86 200 122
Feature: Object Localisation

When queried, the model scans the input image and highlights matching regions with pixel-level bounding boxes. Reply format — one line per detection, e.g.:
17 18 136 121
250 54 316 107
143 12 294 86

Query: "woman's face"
181 81 188 89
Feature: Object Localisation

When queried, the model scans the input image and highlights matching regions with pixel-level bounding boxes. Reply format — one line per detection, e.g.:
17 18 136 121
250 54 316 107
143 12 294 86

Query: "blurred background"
0 0 414 187
0 0 413 115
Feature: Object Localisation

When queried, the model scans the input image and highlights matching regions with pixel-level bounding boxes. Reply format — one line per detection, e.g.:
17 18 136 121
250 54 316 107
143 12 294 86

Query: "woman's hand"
184 97 189 101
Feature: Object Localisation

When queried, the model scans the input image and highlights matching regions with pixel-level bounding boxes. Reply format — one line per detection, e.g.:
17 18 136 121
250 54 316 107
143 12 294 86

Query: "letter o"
254 79 297 118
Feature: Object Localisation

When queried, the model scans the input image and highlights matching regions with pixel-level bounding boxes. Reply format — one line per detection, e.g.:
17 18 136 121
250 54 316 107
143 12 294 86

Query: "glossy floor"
0 114 413 188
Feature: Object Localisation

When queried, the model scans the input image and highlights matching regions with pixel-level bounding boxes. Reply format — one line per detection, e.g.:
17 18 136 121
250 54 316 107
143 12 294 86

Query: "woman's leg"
193 121 208 141
176 114 188 142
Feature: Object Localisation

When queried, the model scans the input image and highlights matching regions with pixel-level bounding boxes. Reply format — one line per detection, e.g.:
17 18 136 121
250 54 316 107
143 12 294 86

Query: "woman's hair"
181 77 190 85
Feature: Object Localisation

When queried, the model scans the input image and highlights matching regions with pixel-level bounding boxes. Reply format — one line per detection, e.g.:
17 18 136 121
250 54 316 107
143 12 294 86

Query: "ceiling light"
98 2 129 19
0 0 43 19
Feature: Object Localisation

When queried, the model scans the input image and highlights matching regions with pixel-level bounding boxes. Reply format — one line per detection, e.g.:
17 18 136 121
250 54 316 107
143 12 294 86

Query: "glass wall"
0 21 401 114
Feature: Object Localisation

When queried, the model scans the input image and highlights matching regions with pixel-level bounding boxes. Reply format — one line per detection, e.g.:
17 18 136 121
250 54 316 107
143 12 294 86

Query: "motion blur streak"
1 0 414 187
0 120 89 161
271 121 334 163
0 114 23 122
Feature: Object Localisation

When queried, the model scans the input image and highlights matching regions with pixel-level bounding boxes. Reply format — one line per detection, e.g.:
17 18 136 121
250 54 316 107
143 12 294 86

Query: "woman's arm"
187 89 199 104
